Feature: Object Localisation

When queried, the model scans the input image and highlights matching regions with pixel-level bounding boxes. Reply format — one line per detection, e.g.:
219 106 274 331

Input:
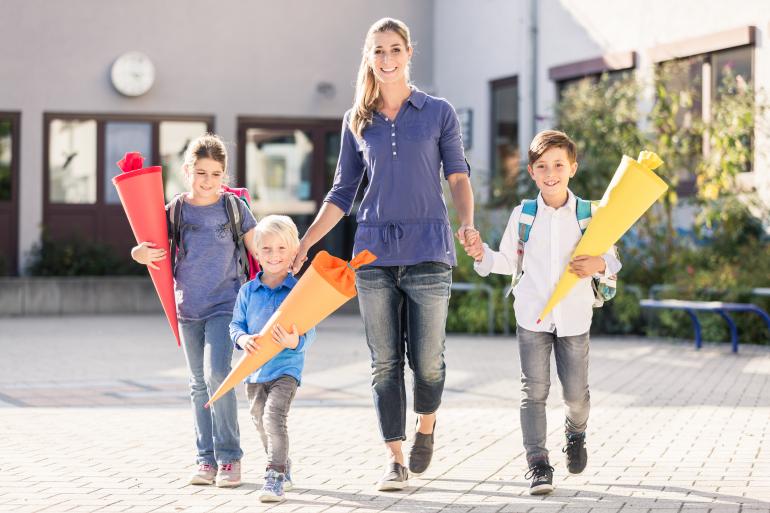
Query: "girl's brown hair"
183 133 228 174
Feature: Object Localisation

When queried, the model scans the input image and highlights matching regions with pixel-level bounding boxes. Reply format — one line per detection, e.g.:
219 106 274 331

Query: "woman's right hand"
291 239 311 275
131 242 166 271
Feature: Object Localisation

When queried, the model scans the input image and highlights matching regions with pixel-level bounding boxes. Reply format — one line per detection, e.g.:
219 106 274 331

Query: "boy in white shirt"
464 130 621 495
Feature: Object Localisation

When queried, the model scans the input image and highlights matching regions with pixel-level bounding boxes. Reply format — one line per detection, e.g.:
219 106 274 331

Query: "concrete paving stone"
3 314 770 513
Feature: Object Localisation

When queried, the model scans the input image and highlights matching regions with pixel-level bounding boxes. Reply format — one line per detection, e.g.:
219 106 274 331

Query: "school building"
2 0 769 275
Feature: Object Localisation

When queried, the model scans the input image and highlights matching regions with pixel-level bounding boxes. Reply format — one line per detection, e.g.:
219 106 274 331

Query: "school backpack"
167 186 259 284
512 196 617 308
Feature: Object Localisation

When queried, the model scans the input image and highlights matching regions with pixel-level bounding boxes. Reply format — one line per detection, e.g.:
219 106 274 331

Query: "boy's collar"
254 271 297 290
536 189 576 212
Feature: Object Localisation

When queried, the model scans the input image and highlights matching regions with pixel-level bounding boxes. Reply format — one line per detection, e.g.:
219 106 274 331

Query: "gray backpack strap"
167 194 184 277
223 192 249 284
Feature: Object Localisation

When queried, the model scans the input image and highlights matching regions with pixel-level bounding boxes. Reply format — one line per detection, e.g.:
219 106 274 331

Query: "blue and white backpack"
511 197 617 308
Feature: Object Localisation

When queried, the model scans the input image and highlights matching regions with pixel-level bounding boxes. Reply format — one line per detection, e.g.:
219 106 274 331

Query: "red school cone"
113 152 181 346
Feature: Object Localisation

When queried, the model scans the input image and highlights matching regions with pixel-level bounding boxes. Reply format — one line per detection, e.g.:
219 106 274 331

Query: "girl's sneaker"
215 461 242 488
189 463 217 485
259 469 286 503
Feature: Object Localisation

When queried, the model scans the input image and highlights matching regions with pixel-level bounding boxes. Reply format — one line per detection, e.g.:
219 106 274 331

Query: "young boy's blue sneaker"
284 460 293 491
259 469 286 503
563 431 588 474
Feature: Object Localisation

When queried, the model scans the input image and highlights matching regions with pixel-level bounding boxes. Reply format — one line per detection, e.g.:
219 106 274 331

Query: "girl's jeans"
516 326 591 465
355 262 452 441
179 315 242 466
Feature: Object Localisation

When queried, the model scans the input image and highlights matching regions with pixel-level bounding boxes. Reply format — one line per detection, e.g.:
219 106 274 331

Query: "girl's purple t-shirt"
170 195 256 322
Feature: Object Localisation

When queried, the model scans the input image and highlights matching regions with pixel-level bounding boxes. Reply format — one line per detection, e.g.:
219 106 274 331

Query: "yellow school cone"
536 151 667 323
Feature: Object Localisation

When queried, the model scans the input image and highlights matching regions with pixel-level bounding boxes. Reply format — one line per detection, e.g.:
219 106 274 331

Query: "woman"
291 18 475 491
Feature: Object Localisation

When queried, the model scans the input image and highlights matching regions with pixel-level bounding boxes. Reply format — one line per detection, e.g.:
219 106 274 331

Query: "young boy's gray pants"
246 375 298 472
516 326 590 465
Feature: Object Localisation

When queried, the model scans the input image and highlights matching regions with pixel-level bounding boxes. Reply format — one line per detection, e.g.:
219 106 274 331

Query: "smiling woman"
289 17 476 492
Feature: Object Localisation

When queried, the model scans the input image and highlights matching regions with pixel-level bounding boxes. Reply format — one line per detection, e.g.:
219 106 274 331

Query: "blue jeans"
179 315 242 466
355 262 452 441
516 326 591 465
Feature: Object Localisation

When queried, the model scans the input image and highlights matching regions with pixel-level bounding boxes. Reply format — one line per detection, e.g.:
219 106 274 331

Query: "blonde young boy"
464 130 621 495
229 215 316 503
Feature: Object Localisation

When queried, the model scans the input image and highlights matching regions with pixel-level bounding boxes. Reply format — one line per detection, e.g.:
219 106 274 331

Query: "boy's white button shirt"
474 190 621 337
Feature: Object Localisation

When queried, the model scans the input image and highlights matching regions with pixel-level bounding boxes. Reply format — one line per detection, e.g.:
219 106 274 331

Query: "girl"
131 134 257 487
291 18 475 491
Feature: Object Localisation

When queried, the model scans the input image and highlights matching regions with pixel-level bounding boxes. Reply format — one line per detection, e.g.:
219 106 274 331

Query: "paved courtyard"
1 313 769 513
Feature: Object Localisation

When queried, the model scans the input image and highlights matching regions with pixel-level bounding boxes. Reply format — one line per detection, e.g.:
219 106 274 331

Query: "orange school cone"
536 151 668 323
113 152 181 346
205 249 377 407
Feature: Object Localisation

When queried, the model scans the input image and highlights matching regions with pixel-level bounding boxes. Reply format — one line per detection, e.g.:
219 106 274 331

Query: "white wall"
432 0 533 198
0 0 435 272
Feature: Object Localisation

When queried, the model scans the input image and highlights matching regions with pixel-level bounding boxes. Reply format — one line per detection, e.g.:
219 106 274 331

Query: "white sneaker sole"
215 479 242 488
377 479 409 491
259 493 286 503
529 483 554 495
189 476 215 486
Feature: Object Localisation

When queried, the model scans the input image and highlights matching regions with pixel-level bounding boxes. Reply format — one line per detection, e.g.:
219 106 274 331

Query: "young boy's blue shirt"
229 271 316 385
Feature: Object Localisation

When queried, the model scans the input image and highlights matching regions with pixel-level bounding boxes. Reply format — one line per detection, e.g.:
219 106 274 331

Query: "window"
0 116 15 202
0 112 19 275
244 128 315 215
237 118 354 256
160 121 209 201
48 119 97 204
657 45 753 194
44 113 213 254
490 76 519 202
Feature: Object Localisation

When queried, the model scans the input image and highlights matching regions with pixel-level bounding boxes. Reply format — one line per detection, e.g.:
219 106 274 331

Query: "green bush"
26 233 143 276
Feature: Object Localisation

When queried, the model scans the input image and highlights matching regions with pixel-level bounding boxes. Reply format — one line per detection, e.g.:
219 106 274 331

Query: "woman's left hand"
272 323 300 349
455 224 475 245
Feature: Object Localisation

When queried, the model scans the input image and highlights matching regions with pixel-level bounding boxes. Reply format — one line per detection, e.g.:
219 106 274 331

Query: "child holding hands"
464 130 620 495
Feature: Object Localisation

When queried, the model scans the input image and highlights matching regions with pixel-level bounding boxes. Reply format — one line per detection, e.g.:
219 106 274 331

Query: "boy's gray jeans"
246 376 298 472
516 326 591 465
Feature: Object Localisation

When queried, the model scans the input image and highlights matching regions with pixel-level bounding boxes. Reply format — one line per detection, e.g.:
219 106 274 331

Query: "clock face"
111 51 155 97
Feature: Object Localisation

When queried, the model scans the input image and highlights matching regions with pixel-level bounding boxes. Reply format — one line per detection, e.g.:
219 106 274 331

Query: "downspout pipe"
530 0 538 137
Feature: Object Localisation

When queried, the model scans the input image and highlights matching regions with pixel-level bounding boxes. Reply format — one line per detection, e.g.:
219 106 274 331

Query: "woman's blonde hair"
349 18 412 139
183 133 229 175
254 215 300 251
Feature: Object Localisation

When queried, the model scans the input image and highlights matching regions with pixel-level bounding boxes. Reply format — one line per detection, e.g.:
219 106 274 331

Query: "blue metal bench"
639 299 770 353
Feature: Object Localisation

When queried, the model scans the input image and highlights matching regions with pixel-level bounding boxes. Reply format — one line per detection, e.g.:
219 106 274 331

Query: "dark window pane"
713 46 752 97
0 119 12 201
49 119 97 204
491 79 519 200
104 121 152 204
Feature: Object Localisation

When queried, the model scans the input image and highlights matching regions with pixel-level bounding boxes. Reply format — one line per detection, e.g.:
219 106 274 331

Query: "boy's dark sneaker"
524 461 554 495
563 431 588 474
408 420 436 476
376 462 409 491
